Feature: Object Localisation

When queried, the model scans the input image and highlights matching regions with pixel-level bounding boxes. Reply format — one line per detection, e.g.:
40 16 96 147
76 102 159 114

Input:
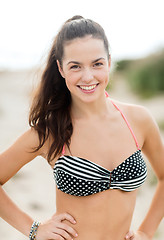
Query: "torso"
43 98 147 240
56 187 137 240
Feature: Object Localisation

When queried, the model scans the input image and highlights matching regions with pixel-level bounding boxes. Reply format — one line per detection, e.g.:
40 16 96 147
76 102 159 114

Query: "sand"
0 70 163 239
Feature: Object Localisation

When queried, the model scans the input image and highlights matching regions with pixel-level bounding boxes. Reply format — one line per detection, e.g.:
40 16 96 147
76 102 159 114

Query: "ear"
56 60 65 78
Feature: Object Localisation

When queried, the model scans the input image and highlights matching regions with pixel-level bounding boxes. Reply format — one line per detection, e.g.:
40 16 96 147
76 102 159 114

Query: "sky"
0 0 164 70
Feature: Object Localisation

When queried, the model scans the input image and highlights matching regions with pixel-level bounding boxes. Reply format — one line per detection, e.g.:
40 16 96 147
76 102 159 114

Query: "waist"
56 209 132 240
56 188 137 240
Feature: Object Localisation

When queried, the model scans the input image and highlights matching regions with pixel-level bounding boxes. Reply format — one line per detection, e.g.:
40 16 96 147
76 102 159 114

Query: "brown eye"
70 65 80 69
94 62 103 67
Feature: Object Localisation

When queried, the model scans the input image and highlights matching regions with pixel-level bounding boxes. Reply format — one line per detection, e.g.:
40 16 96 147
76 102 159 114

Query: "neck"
70 92 110 120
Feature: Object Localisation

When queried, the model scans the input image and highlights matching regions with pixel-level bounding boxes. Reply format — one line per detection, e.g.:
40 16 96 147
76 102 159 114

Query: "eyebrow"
67 57 105 65
92 57 105 63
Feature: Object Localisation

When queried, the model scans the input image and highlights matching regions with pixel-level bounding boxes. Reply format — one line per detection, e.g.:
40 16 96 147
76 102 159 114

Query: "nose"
81 67 94 83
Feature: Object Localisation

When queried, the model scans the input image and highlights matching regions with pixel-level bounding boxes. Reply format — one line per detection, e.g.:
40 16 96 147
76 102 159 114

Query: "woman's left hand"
125 230 152 240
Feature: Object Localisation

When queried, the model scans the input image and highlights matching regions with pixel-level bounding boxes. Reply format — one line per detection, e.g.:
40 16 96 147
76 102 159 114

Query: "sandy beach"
0 70 163 239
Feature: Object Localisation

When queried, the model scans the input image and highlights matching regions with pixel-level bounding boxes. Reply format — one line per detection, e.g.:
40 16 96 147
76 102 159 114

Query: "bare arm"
137 108 164 239
125 106 164 240
0 128 43 236
0 128 78 239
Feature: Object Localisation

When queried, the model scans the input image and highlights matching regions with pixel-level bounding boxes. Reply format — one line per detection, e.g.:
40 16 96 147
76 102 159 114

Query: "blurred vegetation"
116 49 164 98
158 120 164 131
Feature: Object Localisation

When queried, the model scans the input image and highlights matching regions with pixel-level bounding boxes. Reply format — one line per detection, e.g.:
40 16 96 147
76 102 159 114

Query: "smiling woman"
57 36 110 103
0 15 164 240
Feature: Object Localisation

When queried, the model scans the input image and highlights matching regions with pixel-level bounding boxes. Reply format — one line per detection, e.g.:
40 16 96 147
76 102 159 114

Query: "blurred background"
0 0 164 239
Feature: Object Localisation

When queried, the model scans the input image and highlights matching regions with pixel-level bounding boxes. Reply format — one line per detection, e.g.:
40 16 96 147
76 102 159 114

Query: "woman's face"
57 35 110 103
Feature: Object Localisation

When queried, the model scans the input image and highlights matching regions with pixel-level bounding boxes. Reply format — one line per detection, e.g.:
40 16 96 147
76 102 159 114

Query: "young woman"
0 15 164 240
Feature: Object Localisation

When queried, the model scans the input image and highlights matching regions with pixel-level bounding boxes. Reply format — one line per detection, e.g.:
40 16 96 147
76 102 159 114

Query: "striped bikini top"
53 96 147 197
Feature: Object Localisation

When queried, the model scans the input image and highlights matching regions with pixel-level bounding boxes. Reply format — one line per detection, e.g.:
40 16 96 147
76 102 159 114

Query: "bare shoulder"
0 128 49 185
111 98 162 146
8 127 44 155
8 127 51 156
110 99 164 176
110 98 160 148
111 98 154 127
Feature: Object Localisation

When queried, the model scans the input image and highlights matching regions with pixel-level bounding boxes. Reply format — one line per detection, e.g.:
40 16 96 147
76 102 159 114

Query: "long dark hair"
29 15 110 163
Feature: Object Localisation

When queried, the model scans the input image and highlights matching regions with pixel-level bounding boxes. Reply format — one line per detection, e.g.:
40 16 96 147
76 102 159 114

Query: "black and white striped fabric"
53 149 147 196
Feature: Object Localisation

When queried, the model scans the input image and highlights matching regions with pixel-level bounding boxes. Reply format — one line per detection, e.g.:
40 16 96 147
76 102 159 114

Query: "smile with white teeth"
79 84 97 90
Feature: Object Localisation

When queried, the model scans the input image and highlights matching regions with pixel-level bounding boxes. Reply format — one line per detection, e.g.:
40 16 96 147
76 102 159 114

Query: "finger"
125 230 134 239
37 225 66 240
54 228 73 240
49 232 65 240
55 212 76 224
57 222 78 238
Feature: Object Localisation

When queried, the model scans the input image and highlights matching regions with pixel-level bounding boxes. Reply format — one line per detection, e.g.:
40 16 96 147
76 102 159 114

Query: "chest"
67 116 139 171
53 112 147 197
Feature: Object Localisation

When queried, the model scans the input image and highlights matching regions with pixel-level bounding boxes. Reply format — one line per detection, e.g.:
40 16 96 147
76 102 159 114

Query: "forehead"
62 36 107 62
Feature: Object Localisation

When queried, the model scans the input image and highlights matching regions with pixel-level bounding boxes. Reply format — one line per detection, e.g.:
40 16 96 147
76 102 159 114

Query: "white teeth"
79 84 96 90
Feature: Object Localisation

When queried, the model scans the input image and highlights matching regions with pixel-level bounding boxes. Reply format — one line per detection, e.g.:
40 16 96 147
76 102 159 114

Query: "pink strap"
62 144 65 155
62 91 140 153
110 99 140 150
105 91 109 97
105 91 140 150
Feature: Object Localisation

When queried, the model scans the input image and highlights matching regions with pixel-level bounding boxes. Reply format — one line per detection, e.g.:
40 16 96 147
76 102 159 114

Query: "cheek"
97 69 109 83
65 72 81 86
65 74 79 91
